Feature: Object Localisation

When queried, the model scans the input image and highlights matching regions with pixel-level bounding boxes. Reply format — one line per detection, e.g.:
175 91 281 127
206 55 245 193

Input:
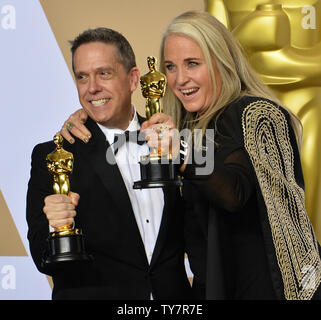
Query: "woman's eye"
165 64 175 71
188 61 198 67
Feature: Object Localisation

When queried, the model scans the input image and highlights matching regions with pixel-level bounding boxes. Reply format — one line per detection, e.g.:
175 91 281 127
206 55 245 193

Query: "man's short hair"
70 27 136 73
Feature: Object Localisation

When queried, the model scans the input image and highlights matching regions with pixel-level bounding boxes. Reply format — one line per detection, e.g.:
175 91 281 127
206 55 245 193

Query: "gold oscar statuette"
140 56 167 121
133 56 182 189
44 134 92 266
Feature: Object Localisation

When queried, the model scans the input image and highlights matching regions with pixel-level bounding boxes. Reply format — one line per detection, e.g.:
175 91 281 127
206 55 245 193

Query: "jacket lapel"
149 188 171 268
137 112 171 268
79 115 171 269
77 117 148 266
137 113 146 126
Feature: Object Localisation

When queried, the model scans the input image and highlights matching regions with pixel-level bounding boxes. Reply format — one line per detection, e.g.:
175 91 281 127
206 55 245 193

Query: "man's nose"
88 77 102 94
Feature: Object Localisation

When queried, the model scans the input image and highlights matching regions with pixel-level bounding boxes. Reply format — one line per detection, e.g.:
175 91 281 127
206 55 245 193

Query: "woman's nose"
176 68 189 85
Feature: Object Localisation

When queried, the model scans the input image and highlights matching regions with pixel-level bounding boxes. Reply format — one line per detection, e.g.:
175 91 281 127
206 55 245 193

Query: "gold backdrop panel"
0 190 27 256
206 0 321 241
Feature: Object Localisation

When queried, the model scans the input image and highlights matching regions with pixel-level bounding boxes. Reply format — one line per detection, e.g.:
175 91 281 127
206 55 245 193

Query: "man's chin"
84 108 110 124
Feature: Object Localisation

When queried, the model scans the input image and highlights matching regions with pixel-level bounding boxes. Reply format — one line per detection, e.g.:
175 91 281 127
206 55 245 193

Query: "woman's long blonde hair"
159 10 303 149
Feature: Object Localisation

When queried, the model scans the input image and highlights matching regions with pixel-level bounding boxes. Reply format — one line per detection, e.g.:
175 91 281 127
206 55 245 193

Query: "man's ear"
129 67 140 92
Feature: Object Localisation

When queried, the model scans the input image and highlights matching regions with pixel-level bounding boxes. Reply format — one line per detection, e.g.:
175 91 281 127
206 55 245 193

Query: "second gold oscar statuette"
44 133 92 266
133 56 182 189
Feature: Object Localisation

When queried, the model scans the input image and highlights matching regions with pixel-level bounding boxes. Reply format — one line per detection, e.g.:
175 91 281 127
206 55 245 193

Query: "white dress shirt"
97 107 164 265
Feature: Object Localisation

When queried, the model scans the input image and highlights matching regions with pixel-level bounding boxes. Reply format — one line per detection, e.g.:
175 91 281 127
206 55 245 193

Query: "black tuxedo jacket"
26 116 192 300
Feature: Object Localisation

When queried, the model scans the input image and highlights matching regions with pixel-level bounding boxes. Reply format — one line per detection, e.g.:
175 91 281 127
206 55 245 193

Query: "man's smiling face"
74 41 139 129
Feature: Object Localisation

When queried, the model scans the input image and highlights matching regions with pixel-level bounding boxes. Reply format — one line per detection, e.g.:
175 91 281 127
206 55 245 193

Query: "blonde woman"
60 11 321 300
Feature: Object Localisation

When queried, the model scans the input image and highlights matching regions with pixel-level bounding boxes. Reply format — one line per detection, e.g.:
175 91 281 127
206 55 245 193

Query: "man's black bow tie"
113 130 146 155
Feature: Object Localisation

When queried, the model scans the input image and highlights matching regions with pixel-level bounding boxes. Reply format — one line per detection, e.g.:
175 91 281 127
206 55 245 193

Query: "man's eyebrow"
74 65 116 75
96 65 115 72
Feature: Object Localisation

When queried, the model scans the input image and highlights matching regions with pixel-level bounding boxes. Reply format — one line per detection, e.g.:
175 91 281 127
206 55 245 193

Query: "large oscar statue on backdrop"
45 134 91 265
134 56 182 189
206 0 321 241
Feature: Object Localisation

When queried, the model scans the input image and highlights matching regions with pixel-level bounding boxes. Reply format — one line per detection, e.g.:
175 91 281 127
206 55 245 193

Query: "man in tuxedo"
26 27 192 300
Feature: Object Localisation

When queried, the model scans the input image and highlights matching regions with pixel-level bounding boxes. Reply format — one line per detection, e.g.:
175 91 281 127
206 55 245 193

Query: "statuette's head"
53 134 63 149
147 56 156 71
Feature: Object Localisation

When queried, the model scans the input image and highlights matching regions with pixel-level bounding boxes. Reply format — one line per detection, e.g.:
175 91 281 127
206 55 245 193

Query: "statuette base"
44 232 92 266
133 158 182 189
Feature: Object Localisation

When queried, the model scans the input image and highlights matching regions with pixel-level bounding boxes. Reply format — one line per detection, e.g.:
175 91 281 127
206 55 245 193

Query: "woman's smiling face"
163 34 221 114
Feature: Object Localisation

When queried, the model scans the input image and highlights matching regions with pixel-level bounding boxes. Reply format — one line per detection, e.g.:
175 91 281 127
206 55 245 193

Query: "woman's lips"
178 87 199 100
